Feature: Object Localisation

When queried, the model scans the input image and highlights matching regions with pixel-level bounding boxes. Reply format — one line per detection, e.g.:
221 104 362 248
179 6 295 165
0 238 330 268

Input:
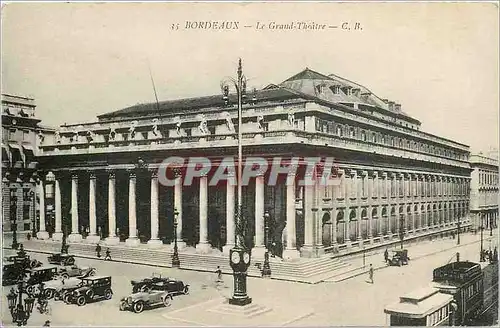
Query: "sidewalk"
326 230 498 282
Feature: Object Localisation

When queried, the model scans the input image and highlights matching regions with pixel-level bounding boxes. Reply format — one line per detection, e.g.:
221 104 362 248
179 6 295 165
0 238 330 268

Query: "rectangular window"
361 176 366 197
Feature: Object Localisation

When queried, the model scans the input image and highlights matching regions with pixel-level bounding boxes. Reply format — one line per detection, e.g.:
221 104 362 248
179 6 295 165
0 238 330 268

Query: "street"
2 231 494 327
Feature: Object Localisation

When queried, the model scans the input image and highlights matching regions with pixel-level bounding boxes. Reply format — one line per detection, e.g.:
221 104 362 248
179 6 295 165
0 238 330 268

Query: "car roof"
30 266 58 271
82 276 111 281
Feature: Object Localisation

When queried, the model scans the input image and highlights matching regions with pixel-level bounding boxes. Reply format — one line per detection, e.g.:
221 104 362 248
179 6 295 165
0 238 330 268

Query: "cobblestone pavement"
2 230 497 327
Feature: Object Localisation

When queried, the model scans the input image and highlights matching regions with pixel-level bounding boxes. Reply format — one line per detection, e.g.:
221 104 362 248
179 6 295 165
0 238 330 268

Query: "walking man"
95 244 102 258
384 248 389 263
368 264 374 284
104 248 112 261
215 266 223 283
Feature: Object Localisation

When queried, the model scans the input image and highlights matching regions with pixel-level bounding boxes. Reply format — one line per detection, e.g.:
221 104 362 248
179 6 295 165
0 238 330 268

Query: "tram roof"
384 290 453 318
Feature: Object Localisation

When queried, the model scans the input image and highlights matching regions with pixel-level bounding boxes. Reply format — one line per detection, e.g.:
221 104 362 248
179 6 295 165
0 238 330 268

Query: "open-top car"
388 249 410 267
58 265 96 279
43 277 85 300
119 290 172 313
4 254 43 269
47 253 75 266
66 276 113 306
131 273 189 295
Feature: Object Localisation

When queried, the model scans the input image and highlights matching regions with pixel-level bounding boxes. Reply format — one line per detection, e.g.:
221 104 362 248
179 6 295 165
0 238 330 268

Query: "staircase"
17 239 351 284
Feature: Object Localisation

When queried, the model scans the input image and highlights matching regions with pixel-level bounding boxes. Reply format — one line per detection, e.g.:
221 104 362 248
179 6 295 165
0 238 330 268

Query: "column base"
86 235 101 244
282 248 300 260
105 236 120 245
175 240 187 250
196 242 211 254
125 237 140 246
147 239 163 248
223 244 235 255
67 234 83 243
36 231 49 240
251 246 266 259
52 232 64 242
300 245 324 258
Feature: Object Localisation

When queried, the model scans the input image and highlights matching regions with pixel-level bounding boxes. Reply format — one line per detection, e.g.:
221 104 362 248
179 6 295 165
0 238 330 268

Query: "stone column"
196 174 210 253
67 174 83 242
223 175 236 254
174 172 186 249
87 172 100 243
283 178 300 259
106 170 119 245
301 170 320 257
36 179 49 240
148 170 162 247
125 171 139 246
52 176 64 241
253 173 266 258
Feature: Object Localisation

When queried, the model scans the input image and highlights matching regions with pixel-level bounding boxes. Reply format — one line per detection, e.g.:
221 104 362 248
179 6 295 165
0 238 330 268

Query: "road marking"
162 314 210 326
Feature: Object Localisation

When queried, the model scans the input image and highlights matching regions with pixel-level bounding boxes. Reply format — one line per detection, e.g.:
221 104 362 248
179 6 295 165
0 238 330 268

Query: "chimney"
395 103 401 111
388 101 395 110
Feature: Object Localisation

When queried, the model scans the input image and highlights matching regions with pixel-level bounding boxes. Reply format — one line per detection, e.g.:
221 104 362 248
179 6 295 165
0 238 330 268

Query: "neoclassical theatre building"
35 68 472 258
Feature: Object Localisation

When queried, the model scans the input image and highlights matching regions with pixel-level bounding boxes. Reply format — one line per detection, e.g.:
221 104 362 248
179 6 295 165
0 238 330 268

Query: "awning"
8 142 20 150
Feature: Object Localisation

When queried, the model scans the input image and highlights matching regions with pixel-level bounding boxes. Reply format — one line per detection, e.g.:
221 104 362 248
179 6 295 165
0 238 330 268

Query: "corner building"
36 68 471 258
469 154 498 233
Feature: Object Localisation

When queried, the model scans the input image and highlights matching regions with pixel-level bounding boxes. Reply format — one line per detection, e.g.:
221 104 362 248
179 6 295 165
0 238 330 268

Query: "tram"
384 257 498 326
384 287 455 326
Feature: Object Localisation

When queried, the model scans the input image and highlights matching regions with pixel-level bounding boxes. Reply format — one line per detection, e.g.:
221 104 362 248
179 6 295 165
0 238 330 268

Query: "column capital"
127 170 137 179
345 168 355 177
359 170 368 177
381 171 388 178
71 173 79 181
369 170 378 178
148 168 158 178
89 171 97 179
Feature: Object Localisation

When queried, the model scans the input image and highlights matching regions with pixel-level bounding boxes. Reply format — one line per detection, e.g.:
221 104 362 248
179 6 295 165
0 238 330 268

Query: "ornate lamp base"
229 296 253 306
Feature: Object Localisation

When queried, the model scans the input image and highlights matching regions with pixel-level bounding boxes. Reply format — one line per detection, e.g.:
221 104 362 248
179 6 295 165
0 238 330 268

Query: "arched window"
336 125 343 137
372 132 377 143
361 130 366 141
390 137 395 146
349 127 356 138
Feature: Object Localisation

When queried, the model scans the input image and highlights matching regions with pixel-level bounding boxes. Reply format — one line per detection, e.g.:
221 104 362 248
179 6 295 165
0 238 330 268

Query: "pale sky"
2 2 499 153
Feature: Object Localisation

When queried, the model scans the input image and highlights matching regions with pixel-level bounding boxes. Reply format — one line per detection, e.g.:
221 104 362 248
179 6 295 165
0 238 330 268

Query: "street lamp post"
399 215 405 249
262 211 272 278
29 190 36 238
490 214 493 237
11 190 19 250
223 58 254 306
61 224 68 254
6 258 36 326
457 215 461 245
480 213 485 262
172 209 180 268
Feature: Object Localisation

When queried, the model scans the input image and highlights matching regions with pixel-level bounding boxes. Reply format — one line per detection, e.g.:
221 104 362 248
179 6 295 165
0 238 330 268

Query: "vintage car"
388 249 410 267
119 290 172 313
131 273 189 295
43 277 84 299
58 265 96 279
47 253 75 266
66 276 113 306
2 262 24 286
4 254 43 269
25 266 59 294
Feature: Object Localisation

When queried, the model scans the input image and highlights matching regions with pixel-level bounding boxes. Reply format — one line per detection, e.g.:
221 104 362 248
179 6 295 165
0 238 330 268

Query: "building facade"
1 94 54 236
35 68 472 258
469 154 499 233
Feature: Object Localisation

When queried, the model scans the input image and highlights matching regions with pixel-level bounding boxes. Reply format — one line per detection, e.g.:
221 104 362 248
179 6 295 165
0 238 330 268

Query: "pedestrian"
368 264 374 284
27 232 31 241
384 248 389 263
95 244 102 258
43 320 51 327
215 266 223 282
104 248 111 261
494 247 498 262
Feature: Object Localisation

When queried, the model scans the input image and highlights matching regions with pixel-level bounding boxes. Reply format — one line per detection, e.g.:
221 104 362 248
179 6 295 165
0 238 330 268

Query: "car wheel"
30 260 38 268
163 295 172 307
104 289 113 300
86 290 94 300
89 269 96 276
27 285 34 295
61 273 69 279
140 285 151 293
398 260 402 267
45 289 54 299
133 301 144 313
183 286 189 295
76 296 87 306
119 301 127 311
